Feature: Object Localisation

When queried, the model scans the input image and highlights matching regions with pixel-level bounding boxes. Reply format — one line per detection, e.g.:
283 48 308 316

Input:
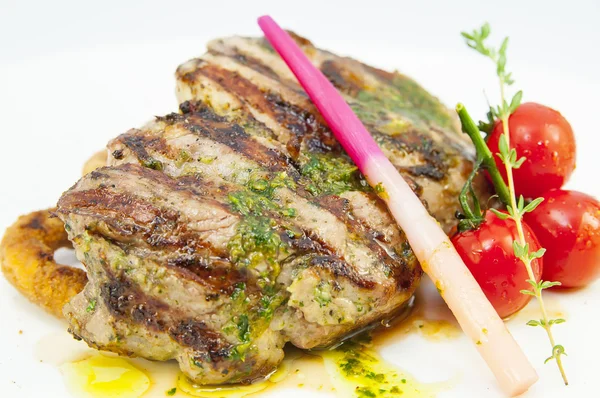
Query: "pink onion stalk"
258 15 538 396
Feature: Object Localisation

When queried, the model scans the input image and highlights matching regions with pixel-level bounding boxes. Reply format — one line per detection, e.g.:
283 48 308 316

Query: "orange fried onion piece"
0 209 87 317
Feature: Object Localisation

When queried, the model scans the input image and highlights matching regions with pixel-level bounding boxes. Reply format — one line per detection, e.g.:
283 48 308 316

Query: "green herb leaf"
513 240 529 258
498 133 510 159
506 204 516 218
540 280 562 290
526 279 538 288
548 345 567 361
526 320 541 327
477 106 497 135
86 299 97 313
517 195 525 213
522 197 544 214
505 72 514 85
237 314 251 343
549 318 566 326
489 208 510 220
529 248 546 260
509 90 523 113
513 156 526 169
497 37 509 78
481 23 491 39
460 32 475 40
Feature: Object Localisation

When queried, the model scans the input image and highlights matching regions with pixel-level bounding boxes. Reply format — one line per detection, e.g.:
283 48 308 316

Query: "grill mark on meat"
119 130 171 168
102 276 168 331
58 186 216 254
190 58 451 181
314 195 416 290
178 99 281 145
283 234 376 289
177 53 452 189
316 59 450 180
59 188 171 226
64 164 381 296
157 104 300 176
58 165 254 293
208 48 280 82
310 255 372 287
320 59 364 96
399 164 445 180
101 274 233 359
108 159 388 292
165 256 257 297
186 63 338 158
111 108 412 290
206 46 309 98
263 92 340 156
169 320 232 361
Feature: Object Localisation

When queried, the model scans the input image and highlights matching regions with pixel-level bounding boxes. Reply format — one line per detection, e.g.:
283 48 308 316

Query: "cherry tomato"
487 102 576 198
451 211 542 319
523 190 600 288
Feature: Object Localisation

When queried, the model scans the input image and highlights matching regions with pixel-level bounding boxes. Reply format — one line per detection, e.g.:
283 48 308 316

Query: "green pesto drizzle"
300 153 369 196
228 172 296 217
226 173 296 277
140 157 164 171
174 149 193 167
319 341 442 397
314 281 333 308
85 299 97 313
353 75 457 134
374 183 389 200
222 172 299 360
227 215 285 273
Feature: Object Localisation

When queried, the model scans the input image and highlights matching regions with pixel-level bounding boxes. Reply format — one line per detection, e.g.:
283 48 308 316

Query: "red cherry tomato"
451 212 542 319
523 190 600 288
487 102 576 198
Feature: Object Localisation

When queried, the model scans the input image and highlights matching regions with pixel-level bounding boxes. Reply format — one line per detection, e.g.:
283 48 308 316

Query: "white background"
0 0 599 397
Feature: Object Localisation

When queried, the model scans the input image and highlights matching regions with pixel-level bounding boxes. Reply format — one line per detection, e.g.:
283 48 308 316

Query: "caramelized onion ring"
0 209 87 317
0 152 108 317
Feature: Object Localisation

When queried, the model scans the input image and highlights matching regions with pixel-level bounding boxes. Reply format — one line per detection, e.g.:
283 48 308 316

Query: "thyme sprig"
461 23 569 385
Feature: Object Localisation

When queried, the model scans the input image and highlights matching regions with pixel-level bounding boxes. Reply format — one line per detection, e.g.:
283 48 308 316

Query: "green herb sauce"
140 157 164 171
85 299 97 313
228 216 285 272
354 75 457 133
319 342 442 397
300 153 369 196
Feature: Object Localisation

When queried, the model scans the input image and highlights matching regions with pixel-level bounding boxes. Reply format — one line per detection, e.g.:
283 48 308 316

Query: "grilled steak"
56 32 488 385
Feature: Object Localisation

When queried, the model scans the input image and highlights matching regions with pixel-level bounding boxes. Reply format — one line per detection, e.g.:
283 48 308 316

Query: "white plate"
1 1 599 397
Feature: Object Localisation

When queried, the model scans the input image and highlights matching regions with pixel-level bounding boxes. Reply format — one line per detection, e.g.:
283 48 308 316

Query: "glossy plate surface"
1 1 599 397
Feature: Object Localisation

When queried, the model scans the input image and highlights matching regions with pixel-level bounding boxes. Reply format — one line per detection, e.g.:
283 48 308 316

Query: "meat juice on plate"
37 277 463 398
